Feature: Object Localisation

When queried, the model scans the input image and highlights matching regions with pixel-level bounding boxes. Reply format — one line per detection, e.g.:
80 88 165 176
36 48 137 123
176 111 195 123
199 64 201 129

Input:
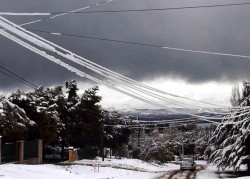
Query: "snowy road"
160 164 205 179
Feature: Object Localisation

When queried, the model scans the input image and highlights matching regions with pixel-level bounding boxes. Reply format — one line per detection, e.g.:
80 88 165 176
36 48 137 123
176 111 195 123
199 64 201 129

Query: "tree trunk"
61 137 65 160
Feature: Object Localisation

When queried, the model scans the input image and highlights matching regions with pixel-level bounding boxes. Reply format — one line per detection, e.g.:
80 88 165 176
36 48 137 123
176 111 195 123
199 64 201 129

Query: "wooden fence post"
37 139 43 164
17 140 24 164
69 149 73 162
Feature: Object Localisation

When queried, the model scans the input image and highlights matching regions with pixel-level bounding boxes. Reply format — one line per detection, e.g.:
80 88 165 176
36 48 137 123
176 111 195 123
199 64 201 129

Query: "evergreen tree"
67 85 102 148
5 80 114 159
9 87 62 148
65 80 79 108
207 82 250 171
52 86 69 159
0 96 35 143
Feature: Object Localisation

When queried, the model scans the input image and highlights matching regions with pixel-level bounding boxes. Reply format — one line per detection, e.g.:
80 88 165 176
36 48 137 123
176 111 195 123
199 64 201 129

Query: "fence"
2 142 18 163
24 140 38 160
0 138 43 164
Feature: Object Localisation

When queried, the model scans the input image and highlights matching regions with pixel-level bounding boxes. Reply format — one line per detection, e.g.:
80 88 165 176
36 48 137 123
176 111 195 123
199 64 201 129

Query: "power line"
51 2 250 14
1 6 249 123
4 17 248 113
104 118 201 127
6 18 250 123
0 66 38 88
27 28 163 47
26 28 250 112
138 116 198 123
0 12 50 16
2 1 249 18
0 22 226 123
0 70 36 89
6 18 250 117
18 0 116 27
2 16 248 123
27 28 250 61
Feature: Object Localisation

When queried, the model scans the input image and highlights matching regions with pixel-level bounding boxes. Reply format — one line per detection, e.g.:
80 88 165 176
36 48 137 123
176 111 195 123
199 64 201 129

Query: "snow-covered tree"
102 109 136 156
129 122 214 163
139 129 174 163
0 96 35 142
207 82 250 171
193 125 215 158
9 86 62 147
230 84 242 107
67 85 103 148
65 80 79 108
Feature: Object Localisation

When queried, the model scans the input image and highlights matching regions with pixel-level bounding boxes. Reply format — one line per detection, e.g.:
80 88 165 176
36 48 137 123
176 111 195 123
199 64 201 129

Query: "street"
161 165 205 179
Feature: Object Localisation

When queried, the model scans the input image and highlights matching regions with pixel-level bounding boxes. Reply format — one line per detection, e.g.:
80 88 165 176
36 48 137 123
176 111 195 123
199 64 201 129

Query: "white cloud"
77 78 235 110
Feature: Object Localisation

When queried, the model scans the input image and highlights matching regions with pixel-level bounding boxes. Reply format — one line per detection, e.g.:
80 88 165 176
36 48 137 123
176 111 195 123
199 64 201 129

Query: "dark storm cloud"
1 0 250 91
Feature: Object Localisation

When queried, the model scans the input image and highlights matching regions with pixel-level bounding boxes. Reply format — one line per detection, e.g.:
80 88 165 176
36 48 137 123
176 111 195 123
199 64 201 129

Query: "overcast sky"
0 0 249 109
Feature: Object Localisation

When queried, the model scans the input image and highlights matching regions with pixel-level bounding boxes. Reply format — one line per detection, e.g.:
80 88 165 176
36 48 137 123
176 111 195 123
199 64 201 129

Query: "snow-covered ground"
0 159 249 179
0 158 179 179
196 160 219 179
196 160 250 179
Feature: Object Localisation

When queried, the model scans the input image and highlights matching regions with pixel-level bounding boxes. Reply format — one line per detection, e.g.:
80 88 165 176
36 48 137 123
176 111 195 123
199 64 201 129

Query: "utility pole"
137 115 140 147
182 142 184 157
101 119 104 161
179 145 182 158
143 125 145 144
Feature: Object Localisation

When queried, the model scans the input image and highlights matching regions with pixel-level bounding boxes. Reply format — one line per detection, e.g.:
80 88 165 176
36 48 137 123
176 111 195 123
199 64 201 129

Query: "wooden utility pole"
101 119 104 161
182 142 184 157
137 115 140 147
143 125 145 144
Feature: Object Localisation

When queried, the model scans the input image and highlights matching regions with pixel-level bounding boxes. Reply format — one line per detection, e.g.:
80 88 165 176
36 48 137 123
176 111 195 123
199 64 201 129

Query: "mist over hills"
119 108 225 123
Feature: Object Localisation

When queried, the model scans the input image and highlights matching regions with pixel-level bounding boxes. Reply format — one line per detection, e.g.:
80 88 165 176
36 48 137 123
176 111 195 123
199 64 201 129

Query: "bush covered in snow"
207 82 250 172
